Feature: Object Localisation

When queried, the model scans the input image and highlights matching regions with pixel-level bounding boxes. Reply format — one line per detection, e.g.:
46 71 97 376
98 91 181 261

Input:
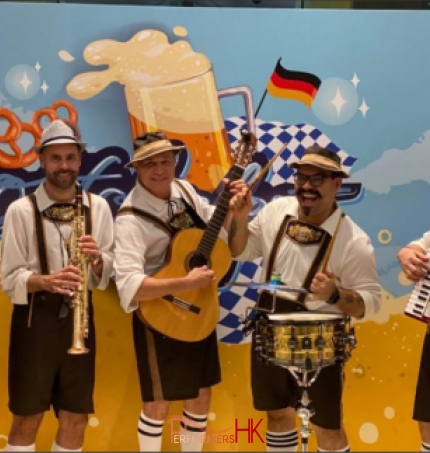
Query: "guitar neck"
196 165 244 258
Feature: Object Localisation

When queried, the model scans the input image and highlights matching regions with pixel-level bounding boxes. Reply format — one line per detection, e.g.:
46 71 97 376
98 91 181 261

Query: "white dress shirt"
1 183 114 305
114 179 227 313
236 197 381 319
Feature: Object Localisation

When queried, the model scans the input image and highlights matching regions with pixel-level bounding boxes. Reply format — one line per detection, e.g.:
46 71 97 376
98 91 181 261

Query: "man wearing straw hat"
1 119 114 452
229 145 381 452
114 131 247 452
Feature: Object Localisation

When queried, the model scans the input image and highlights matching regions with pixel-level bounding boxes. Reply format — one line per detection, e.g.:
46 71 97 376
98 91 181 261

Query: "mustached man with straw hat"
229 145 381 452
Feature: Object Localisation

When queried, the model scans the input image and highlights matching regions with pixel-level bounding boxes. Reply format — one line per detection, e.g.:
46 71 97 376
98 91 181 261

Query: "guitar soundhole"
187 252 210 270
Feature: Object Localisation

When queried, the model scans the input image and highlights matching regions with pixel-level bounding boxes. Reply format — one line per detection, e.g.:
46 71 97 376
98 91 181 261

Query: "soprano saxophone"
67 183 90 355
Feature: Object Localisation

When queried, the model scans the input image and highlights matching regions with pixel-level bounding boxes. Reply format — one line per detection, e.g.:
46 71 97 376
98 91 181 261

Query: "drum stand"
285 366 322 452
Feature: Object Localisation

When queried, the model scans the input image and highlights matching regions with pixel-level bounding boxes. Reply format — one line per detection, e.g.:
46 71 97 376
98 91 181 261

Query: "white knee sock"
266 429 299 451
51 442 82 452
6 444 36 452
318 446 350 452
421 442 430 451
180 409 207 452
138 411 164 452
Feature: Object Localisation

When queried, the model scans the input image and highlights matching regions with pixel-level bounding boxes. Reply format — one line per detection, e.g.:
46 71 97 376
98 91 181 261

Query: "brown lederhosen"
116 180 221 402
251 213 346 429
413 330 430 422
8 193 96 416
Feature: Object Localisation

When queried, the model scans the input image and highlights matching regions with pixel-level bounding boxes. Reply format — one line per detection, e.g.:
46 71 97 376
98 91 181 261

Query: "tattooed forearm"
228 218 238 242
338 288 365 318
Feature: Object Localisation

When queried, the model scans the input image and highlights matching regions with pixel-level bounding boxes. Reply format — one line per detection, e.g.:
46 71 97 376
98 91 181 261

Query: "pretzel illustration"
0 100 78 169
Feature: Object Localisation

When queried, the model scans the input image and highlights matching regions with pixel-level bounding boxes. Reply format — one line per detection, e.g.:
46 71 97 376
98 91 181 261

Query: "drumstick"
246 143 288 194
320 212 343 273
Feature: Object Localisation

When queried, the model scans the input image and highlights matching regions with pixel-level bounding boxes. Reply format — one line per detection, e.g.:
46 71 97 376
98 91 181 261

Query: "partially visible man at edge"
398 233 430 453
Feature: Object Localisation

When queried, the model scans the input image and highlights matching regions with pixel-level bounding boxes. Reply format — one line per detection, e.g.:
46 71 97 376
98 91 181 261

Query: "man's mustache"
295 188 322 198
55 171 74 176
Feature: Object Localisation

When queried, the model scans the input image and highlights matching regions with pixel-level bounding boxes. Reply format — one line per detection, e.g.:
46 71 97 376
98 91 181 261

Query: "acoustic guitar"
138 132 256 342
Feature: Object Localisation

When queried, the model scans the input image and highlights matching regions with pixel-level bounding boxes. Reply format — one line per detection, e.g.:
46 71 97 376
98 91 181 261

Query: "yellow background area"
0 282 424 451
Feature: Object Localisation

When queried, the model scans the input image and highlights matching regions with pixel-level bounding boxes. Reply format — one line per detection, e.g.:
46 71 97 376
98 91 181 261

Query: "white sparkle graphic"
351 72 360 88
40 80 49 94
330 87 347 117
35 61 42 72
19 72 32 93
359 99 370 117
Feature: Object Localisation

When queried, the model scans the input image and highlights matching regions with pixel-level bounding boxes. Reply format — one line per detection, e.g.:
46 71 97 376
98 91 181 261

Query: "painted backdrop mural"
0 3 429 451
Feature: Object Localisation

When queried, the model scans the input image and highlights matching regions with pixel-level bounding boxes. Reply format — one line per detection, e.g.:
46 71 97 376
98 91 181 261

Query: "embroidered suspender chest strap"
28 191 94 275
265 214 333 304
116 207 175 237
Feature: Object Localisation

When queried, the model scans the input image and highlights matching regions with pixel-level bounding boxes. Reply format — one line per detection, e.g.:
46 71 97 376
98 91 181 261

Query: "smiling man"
228 145 381 453
113 131 247 452
1 119 114 452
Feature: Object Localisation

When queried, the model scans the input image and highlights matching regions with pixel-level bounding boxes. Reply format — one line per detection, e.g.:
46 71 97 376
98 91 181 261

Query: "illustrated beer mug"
125 68 255 191
66 29 255 191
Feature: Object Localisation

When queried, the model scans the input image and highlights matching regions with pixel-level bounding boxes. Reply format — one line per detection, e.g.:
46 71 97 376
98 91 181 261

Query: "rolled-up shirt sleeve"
113 215 151 313
89 198 115 290
1 202 33 305
340 236 381 319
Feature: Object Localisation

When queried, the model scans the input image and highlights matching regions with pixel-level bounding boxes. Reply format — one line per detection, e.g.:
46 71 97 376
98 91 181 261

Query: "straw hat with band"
34 119 86 154
125 131 186 169
289 145 350 179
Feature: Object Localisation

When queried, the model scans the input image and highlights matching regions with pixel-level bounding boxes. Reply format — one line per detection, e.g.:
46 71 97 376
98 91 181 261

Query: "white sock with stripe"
318 446 350 452
6 444 35 452
421 442 430 451
137 412 164 452
266 429 299 451
51 442 82 452
180 409 208 452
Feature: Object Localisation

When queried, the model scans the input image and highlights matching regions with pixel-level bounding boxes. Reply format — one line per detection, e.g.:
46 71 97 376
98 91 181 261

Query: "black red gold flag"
266 58 322 108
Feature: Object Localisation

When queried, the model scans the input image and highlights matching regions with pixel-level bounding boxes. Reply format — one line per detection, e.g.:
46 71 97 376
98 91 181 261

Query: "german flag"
266 58 321 108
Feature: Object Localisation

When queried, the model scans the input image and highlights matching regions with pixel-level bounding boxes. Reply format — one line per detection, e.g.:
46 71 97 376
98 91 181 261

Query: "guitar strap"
116 207 175 237
173 179 196 209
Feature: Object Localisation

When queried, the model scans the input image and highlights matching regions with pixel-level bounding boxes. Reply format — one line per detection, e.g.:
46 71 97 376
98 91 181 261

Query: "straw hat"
125 131 186 169
289 145 350 178
34 119 86 154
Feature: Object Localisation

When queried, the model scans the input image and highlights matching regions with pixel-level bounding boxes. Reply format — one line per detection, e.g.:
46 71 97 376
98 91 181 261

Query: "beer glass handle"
217 85 256 137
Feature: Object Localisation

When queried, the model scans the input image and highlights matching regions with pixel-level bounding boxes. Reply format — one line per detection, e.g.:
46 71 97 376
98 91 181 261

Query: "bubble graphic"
359 422 379 443
384 406 395 419
5 64 40 100
312 77 359 126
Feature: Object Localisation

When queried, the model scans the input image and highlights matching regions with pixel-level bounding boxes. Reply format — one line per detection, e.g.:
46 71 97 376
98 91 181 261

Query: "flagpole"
254 57 280 118
254 89 268 119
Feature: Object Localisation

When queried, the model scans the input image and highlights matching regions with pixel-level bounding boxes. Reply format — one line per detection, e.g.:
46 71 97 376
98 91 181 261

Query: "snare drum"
255 312 356 370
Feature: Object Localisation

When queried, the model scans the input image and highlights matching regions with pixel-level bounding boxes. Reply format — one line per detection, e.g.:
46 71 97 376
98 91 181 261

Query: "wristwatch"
327 287 340 305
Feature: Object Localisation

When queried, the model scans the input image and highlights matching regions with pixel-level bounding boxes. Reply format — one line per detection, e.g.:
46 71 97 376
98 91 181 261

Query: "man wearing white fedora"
114 130 247 452
1 119 114 452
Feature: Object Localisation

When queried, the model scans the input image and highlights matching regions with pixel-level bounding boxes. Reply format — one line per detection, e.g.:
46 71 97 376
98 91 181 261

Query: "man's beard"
46 170 78 190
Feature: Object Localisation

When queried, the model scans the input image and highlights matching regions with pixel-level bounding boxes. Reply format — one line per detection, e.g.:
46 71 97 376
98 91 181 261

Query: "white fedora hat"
34 119 87 154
